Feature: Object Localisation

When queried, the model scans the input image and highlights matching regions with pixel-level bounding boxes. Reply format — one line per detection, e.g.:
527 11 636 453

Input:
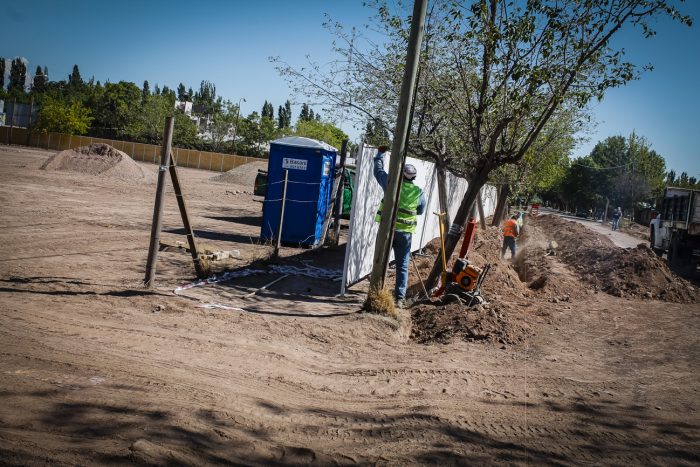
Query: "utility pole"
368 0 428 293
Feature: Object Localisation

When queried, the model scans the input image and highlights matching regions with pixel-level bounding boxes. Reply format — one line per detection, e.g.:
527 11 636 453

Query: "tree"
36 96 93 135
193 80 221 116
126 93 197 146
589 132 666 206
299 103 310 122
43 66 48 80
177 83 187 101
32 65 47 93
363 118 390 146
208 100 240 151
0 58 5 89
68 64 83 89
142 80 150 103
277 100 292 129
8 58 27 95
295 119 347 150
276 0 691 289
92 81 141 138
262 100 274 119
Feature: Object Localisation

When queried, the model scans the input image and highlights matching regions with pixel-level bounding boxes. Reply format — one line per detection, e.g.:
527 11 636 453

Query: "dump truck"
650 187 700 271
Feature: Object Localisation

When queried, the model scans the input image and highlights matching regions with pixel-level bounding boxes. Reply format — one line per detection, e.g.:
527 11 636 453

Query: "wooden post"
329 139 349 246
369 0 428 292
274 170 289 258
144 117 175 288
476 187 486 229
168 151 204 277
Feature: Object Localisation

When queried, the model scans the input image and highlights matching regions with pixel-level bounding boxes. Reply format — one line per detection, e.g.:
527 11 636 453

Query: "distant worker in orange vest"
501 214 521 259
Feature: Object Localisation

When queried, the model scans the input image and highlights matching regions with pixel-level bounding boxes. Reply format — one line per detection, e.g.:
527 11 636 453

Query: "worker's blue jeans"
392 231 412 300
501 236 516 259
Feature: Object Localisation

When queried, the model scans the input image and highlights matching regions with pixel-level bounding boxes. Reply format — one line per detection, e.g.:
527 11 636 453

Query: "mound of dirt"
535 216 700 303
210 160 268 188
410 301 532 345
41 144 154 182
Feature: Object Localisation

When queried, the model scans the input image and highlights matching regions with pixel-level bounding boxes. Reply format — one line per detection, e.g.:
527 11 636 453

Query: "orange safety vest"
502 219 518 238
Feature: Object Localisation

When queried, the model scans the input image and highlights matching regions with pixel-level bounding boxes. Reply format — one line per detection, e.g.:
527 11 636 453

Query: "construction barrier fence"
0 126 263 172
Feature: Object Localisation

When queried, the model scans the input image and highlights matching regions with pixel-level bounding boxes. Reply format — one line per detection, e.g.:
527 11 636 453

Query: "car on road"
575 209 590 218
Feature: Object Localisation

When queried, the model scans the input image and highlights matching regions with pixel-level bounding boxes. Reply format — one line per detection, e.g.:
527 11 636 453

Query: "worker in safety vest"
374 146 426 307
501 213 521 259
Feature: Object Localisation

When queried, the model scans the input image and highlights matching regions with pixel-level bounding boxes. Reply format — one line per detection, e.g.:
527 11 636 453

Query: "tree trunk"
435 163 450 233
491 184 510 226
426 171 489 290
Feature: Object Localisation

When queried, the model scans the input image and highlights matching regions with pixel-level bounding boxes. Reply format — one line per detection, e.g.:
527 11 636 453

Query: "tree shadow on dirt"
479 397 700 464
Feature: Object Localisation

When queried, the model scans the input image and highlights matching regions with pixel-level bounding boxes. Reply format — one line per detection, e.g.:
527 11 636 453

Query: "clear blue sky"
4 0 698 176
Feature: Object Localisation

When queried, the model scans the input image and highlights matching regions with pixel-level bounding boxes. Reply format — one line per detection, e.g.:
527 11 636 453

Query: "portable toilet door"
261 137 337 246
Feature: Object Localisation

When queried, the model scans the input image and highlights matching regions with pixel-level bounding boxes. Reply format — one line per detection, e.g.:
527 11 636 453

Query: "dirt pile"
407 221 550 345
40 144 154 182
535 216 700 303
210 160 267 188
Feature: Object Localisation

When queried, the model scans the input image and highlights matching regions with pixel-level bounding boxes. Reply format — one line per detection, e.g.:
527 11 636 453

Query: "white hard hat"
403 164 417 180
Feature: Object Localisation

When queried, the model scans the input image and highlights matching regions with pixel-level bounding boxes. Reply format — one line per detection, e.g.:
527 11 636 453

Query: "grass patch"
364 286 397 318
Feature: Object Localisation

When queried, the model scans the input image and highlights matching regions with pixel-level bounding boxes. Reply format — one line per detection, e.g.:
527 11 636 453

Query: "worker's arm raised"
373 151 388 191
416 190 427 215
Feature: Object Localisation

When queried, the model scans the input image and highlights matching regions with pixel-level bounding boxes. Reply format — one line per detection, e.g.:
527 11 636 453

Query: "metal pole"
369 0 428 292
144 116 175 287
274 170 289 258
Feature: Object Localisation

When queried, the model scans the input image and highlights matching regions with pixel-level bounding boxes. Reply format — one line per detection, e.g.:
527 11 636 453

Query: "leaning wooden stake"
169 152 204 277
144 117 175 288
274 170 289 258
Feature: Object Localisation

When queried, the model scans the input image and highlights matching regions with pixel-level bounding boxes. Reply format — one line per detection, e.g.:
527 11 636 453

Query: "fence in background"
0 126 264 172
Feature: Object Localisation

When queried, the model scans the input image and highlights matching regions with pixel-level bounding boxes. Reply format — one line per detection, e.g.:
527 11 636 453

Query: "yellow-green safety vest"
375 181 422 233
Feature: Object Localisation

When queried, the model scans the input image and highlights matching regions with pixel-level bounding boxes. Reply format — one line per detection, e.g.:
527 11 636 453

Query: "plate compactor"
432 214 491 307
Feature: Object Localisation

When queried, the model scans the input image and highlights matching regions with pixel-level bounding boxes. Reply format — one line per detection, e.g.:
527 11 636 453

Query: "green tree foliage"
556 132 667 209
92 81 141 138
0 57 5 89
666 170 700 189
126 93 196 146
32 66 47 93
294 119 347 150
262 100 274 119
277 100 292 129
298 103 310 122
193 80 221 116
177 83 187 101
142 80 150 103
69 64 82 86
36 96 92 135
363 118 390 146
8 58 27 95
208 100 239 151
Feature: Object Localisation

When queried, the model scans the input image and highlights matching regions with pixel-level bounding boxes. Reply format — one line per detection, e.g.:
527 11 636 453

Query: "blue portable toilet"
261 136 337 246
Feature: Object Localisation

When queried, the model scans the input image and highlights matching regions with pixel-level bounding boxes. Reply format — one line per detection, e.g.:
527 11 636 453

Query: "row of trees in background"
0 59 348 156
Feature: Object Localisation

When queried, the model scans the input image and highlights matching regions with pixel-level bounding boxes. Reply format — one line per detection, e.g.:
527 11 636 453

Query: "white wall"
341 144 497 293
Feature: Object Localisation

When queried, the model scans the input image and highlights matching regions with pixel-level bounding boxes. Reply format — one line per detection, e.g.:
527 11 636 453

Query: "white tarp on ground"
341 144 498 293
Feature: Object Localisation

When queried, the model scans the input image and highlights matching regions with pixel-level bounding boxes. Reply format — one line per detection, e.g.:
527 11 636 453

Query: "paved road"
543 211 644 249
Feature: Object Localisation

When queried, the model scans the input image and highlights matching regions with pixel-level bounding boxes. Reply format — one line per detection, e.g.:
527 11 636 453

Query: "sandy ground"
1 145 699 465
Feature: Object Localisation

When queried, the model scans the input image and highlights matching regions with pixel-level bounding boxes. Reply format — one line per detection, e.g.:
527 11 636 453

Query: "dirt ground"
1 144 699 465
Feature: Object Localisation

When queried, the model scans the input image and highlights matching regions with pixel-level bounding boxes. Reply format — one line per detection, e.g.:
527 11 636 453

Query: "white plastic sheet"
341 144 498 293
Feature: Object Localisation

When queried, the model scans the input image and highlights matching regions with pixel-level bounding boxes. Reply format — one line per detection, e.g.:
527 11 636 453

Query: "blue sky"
4 0 698 176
